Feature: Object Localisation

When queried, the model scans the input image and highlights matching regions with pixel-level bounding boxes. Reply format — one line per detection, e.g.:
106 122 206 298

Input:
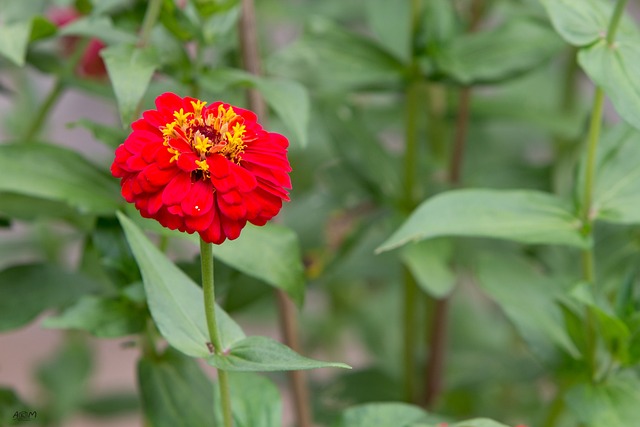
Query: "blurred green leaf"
268 18 405 92
138 348 213 427
29 16 57 42
59 16 137 45
434 19 564 84
0 264 101 332
0 143 120 215
448 420 511 427
540 0 638 46
0 193 93 228
589 125 640 224
579 38 640 132
333 402 427 427
79 392 140 418
213 373 281 427
192 0 238 17
377 189 588 253
201 69 310 147
37 338 93 423
118 212 245 358
208 336 350 371
401 239 455 298
476 254 580 358
102 44 158 126
0 20 32 66
566 375 640 427
68 119 128 149
195 223 305 307
0 388 33 426
365 0 411 61
43 295 146 337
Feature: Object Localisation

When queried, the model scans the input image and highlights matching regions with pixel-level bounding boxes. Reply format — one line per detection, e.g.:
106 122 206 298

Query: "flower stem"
139 0 163 46
200 239 233 427
402 267 419 402
579 0 628 384
24 78 65 141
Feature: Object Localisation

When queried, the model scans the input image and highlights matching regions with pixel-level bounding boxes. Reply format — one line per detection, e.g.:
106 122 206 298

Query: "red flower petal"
162 173 191 206
181 180 214 217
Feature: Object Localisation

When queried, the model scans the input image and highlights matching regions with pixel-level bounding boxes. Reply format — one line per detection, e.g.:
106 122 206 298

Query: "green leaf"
365 0 411 61
138 348 213 427
0 264 101 332
540 0 638 46
449 420 511 427
566 375 640 427
208 336 350 372
579 38 640 131
0 143 120 215
589 125 640 224
435 19 564 84
101 44 158 126
401 239 455 298
187 223 305 307
117 212 245 358
43 295 146 338
59 16 137 45
252 78 310 147
79 392 140 418
200 69 310 147
68 119 128 149
376 189 587 253
37 338 93 423
29 16 57 42
213 373 281 427
333 403 427 427
0 388 33 425
0 20 32 66
476 254 581 358
267 18 405 92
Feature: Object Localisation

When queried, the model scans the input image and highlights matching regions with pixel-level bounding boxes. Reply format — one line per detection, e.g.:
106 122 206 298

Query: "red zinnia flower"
111 93 292 244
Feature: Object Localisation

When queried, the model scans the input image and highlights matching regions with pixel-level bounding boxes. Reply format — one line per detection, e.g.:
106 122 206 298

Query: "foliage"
1 0 640 426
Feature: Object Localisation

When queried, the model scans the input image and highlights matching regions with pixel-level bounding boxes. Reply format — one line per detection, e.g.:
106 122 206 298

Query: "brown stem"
238 2 313 425
423 0 485 409
423 298 449 407
276 290 313 427
239 0 267 119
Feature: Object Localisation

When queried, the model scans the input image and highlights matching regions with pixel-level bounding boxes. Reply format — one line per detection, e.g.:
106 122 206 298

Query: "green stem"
24 79 64 141
541 390 565 427
200 239 233 427
606 0 629 44
139 0 163 46
581 88 604 227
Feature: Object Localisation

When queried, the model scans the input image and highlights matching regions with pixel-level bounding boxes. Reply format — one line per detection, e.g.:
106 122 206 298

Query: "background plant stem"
423 0 486 408
138 0 163 47
200 239 233 427
237 1 313 425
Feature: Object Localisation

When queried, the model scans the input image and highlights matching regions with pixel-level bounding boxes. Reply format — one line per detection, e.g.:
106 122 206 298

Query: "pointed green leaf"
213 373 282 427
251 78 310 147
59 16 136 45
579 38 640 131
101 44 158 125
333 403 427 427
540 0 638 46
200 69 310 147
0 264 101 332
138 348 213 427
0 20 32 66
377 189 587 253
208 336 350 372
43 295 146 338
118 212 245 358
566 375 640 427
0 143 120 215
589 125 640 224
435 19 564 84
450 420 511 427
476 255 580 358
401 239 455 298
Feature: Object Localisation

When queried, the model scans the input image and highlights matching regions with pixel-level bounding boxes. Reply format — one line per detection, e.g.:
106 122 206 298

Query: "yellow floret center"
160 101 248 177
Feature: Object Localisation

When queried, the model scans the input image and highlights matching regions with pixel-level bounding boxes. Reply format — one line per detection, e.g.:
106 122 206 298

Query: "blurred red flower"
48 7 107 78
111 93 292 244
